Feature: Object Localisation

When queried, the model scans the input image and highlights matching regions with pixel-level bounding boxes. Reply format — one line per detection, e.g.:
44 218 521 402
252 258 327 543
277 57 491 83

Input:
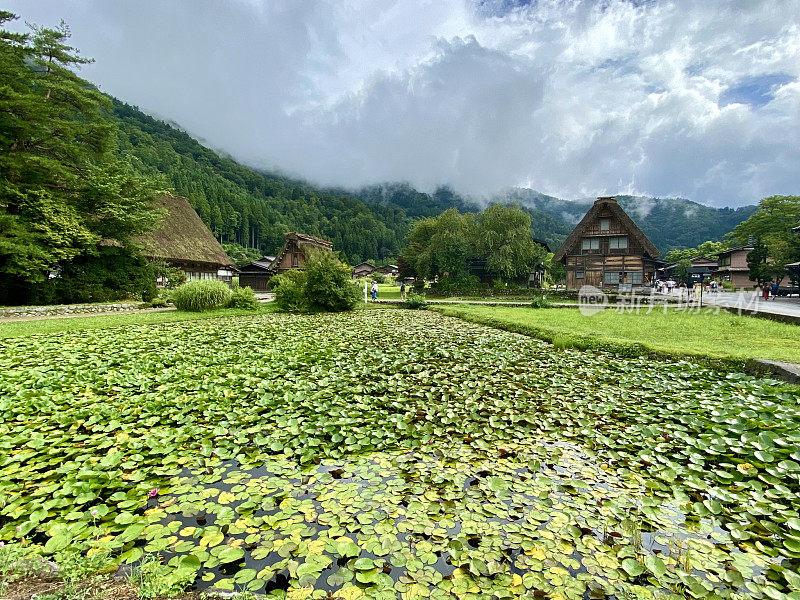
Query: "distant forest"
113 101 756 262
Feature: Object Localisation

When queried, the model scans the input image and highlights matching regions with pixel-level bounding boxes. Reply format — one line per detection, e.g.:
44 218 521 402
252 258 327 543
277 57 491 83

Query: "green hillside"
113 102 409 264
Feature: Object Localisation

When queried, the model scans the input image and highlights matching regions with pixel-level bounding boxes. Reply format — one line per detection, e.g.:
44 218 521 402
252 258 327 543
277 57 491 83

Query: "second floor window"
582 238 600 250
599 218 610 231
609 236 628 249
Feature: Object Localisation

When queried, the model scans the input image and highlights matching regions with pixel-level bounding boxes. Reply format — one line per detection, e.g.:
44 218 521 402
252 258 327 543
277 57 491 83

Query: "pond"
1 310 799 598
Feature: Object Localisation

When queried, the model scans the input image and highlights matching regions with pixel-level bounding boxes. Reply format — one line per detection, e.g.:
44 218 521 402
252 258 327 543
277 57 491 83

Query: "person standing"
400 281 407 302
371 281 378 301
772 281 779 299
762 282 770 301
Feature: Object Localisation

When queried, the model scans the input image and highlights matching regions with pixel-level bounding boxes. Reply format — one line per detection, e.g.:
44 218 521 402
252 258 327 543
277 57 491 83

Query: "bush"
273 270 308 312
413 279 427 292
372 272 386 284
272 251 361 313
228 285 260 310
529 295 551 308
404 292 428 309
171 279 232 312
150 296 169 308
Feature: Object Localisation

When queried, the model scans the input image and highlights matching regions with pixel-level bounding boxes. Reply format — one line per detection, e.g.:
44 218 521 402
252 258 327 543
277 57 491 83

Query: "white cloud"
5 0 799 206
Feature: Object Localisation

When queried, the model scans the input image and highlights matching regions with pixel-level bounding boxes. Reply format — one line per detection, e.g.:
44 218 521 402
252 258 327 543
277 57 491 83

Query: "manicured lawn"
1 309 799 598
434 304 800 363
0 306 273 339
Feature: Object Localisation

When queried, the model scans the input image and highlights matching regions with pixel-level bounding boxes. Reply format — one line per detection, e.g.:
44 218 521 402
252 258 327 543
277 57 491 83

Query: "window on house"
291 253 299 267
626 271 643 284
604 271 621 285
582 238 600 250
576 270 584 279
599 218 610 231
609 236 628 249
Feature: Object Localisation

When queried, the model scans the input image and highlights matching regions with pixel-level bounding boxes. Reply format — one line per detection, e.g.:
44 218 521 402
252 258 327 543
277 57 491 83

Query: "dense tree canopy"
731 195 800 284
400 204 548 284
0 13 160 302
476 204 547 281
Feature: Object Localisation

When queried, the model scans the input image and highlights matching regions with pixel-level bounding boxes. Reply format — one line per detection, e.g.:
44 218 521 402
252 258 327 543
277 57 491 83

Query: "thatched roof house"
554 196 660 290
137 195 235 282
238 232 333 290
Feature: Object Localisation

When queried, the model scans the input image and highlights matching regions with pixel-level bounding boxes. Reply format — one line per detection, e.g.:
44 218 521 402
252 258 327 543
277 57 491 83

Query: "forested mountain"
113 102 408 265
112 101 756 262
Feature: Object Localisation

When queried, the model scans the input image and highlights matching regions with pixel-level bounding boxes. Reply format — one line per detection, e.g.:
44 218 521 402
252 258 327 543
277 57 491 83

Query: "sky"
6 0 800 208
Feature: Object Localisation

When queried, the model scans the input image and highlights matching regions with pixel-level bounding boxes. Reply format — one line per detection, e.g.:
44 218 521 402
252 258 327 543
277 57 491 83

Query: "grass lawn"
0 306 273 339
1 309 799 598
434 304 800 364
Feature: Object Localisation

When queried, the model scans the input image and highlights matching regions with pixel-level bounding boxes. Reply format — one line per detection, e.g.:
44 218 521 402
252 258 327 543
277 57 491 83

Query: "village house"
714 245 755 288
660 256 718 284
375 264 399 276
236 256 276 291
353 261 376 278
137 195 236 284
554 196 660 290
238 232 333 290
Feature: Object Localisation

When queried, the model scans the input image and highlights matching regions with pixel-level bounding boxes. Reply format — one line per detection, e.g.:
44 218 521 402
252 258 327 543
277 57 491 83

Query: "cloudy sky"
6 0 800 207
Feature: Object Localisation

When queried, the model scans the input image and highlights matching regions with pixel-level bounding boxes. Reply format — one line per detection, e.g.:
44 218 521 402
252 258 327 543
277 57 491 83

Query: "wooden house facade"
237 256 276 291
237 232 333 290
714 245 755 288
136 195 236 284
353 262 376 278
553 196 660 290
376 264 399 276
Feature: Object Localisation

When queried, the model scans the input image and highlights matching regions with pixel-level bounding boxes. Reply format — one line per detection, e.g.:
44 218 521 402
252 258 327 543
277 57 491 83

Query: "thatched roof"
553 196 659 261
270 232 333 272
137 195 234 268
287 232 333 248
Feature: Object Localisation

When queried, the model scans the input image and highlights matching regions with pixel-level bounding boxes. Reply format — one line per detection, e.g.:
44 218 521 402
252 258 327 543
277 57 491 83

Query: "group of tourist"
655 279 719 297
655 279 782 301
761 281 780 300
367 280 409 302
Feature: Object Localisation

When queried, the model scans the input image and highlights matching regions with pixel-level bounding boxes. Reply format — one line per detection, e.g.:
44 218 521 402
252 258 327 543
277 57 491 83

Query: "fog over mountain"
7 0 799 207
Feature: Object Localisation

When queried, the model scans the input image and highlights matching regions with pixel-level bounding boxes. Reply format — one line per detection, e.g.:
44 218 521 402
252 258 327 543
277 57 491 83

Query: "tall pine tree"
0 12 161 302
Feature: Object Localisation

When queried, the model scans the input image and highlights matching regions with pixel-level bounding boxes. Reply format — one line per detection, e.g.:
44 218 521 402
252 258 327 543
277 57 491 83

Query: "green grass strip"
432 304 800 370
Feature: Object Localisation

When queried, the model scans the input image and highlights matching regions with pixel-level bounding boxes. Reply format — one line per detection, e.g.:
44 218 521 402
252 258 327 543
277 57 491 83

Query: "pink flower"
0 541 4 548
91 510 98 517
148 488 160 498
